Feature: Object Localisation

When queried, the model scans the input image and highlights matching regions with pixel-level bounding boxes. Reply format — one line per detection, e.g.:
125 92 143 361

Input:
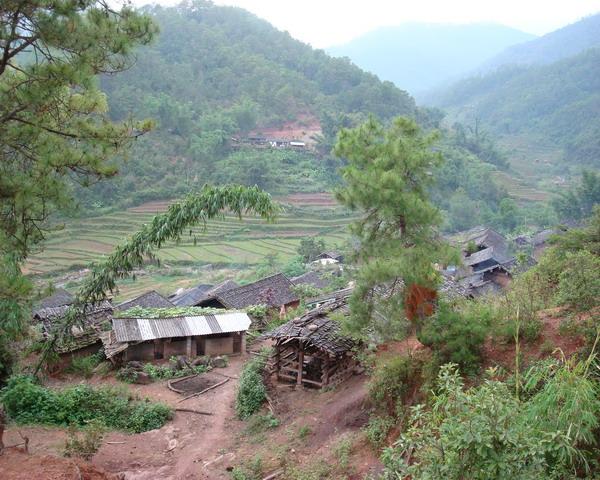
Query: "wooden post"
297 343 304 386
321 357 330 387
186 336 193 358
241 332 247 354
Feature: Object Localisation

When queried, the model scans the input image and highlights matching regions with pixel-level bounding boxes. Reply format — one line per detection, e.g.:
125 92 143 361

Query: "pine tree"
334 117 456 337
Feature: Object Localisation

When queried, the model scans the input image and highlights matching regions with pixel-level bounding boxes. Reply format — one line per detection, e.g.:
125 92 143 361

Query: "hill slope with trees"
427 47 600 171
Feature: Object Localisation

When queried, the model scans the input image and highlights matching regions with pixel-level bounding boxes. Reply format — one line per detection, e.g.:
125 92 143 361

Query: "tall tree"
0 0 157 259
334 117 456 338
0 1 156 375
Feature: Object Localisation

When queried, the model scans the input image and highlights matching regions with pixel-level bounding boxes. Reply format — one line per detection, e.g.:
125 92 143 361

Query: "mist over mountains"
327 23 535 96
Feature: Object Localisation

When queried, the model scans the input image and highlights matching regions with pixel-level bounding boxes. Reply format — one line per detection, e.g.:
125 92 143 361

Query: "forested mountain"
327 23 534 95
72 1 528 234
482 12 600 70
428 47 600 169
82 0 417 208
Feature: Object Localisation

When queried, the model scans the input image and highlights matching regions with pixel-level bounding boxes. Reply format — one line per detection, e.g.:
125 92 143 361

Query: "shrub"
63 420 104 460
418 304 487 374
116 366 138 383
556 251 600 311
236 354 268 419
243 413 279 436
363 415 394 449
65 354 102 378
0 375 172 433
368 355 422 415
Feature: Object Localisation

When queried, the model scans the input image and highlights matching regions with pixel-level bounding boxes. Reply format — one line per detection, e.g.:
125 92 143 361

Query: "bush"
236 354 268 419
63 420 104 460
368 355 422 415
65 354 102 378
363 415 394 449
556 251 600 311
418 304 487 374
0 375 172 433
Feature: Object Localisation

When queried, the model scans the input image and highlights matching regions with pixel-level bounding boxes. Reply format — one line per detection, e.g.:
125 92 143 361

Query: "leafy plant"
364 415 394 449
65 354 102 378
0 375 172 433
368 355 422 415
63 420 105 460
236 354 268 419
418 303 487 374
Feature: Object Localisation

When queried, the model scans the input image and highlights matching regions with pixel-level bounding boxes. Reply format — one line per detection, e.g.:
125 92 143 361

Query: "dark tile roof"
171 281 238 307
317 251 343 261
35 288 74 312
291 271 330 290
215 273 298 309
307 286 354 307
265 298 355 356
117 290 174 311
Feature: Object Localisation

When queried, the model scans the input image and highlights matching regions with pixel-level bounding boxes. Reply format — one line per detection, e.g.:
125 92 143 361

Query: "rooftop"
117 290 173 311
171 280 238 307
215 273 298 309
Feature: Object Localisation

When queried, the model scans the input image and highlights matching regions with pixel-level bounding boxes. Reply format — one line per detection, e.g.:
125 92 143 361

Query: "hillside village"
1 1 600 480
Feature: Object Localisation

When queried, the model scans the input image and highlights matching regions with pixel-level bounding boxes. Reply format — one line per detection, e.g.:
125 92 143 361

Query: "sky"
129 0 600 48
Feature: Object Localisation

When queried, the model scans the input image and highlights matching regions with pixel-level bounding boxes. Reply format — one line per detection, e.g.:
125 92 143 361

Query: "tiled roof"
35 288 74 312
117 290 174 311
171 281 238 306
291 271 330 290
215 273 298 309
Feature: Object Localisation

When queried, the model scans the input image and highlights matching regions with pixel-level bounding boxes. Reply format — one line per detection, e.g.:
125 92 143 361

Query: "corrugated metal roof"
113 312 251 343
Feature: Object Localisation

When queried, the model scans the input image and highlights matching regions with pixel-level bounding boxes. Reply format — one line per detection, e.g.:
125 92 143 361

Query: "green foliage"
381 362 600 479
0 1 157 261
552 170 600 221
65 354 103 379
63 420 105 461
230 456 264 480
364 415 394 449
297 424 312 440
297 238 326 263
334 117 457 337
433 48 600 169
282 256 307 278
419 304 488 373
369 355 422 415
116 366 139 383
236 354 268 419
556 250 600 311
1 375 172 433
243 413 280 436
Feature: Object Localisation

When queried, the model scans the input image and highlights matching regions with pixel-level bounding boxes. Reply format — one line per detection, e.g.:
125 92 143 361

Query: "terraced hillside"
26 194 353 277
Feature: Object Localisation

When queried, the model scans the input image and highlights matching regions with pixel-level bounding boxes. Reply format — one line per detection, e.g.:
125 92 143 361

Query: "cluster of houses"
31 228 557 388
230 136 307 151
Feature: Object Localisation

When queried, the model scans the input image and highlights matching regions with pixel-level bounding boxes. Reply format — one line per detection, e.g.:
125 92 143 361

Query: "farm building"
265 298 358 389
449 226 516 297
102 311 251 362
195 273 299 311
170 280 238 307
117 290 174 311
291 271 329 290
33 300 113 356
313 251 344 265
33 288 74 313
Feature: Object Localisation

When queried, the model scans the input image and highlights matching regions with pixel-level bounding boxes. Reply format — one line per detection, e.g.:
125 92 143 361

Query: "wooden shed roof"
265 299 355 356
215 273 298 309
117 290 174 311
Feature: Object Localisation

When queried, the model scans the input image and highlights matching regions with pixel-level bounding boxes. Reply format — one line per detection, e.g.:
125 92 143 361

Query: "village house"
170 280 239 307
313 250 344 266
291 271 330 290
265 298 358 389
448 226 516 296
193 273 299 312
102 310 251 362
116 290 174 311
33 299 113 358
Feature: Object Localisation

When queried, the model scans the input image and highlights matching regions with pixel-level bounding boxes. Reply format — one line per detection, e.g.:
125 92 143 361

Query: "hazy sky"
130 0 600 47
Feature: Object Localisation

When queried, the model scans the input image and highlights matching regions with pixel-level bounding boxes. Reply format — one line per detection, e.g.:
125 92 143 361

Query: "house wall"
124 342 155 361
164 338 190 358
204 336 233 356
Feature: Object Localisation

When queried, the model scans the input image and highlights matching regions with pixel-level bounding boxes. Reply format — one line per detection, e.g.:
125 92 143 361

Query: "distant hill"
86 0 419 209
428 47 600 170
327 23 535 95
482 13 600 70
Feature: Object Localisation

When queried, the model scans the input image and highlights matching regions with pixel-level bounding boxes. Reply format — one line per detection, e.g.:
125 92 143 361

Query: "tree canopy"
334 117 456 337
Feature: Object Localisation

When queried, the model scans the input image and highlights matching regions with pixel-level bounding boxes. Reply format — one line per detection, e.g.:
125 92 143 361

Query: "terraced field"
26 193 354 276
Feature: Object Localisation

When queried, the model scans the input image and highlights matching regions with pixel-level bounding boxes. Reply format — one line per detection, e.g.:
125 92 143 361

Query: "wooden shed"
265 299 358 389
